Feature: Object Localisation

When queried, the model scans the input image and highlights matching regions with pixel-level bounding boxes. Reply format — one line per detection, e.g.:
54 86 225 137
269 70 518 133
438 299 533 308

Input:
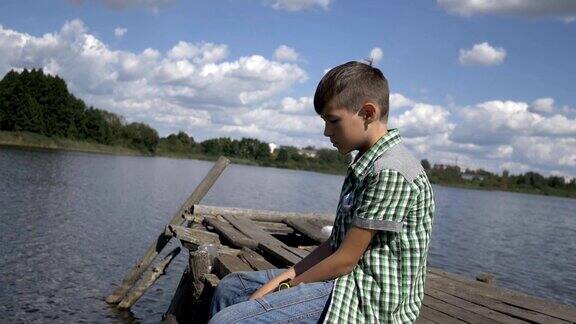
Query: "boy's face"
320 104 367 155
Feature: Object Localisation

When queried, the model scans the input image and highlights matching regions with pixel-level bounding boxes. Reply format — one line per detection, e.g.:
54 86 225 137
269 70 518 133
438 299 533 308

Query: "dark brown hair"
314 61 389 120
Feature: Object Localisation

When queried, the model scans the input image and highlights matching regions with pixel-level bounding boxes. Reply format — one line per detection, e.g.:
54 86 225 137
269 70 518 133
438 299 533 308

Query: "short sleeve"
352 169 414 232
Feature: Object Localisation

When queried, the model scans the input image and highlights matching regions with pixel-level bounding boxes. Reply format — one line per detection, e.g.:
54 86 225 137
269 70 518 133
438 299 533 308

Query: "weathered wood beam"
254 221 294 235
166 225 220 247
222 215 302 266
284 218 329 243
118 247 181 309
204 216 258 249
188 204 334 223
214 254 253 277
239 248 276 271
106 156 230 305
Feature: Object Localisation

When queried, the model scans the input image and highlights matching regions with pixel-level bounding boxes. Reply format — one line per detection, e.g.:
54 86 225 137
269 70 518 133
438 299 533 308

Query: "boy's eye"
328 119 339 124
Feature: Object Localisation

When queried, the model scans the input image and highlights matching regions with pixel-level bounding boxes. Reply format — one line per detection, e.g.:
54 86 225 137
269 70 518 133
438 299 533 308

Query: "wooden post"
476 273 496 285
189 250 213 299
106 156 230 304
117 247 181 309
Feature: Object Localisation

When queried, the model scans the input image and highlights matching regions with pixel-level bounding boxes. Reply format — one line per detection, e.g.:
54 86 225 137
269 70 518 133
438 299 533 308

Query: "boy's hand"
249 282 277 300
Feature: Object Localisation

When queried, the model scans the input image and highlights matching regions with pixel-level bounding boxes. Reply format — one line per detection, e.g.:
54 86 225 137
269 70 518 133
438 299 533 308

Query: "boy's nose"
323 124 332 137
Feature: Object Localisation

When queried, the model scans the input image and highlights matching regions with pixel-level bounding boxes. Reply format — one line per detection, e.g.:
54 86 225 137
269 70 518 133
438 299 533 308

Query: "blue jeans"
209 269 334 323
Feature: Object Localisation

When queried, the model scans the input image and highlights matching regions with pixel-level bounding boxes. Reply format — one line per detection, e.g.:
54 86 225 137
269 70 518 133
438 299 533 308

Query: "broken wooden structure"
107 157 576 323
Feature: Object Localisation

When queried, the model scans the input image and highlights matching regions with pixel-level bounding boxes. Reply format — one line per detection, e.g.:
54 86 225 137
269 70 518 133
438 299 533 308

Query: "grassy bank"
0 131 143 156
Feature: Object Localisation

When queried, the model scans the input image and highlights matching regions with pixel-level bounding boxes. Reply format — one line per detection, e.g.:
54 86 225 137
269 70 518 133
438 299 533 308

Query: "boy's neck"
357 124 389 157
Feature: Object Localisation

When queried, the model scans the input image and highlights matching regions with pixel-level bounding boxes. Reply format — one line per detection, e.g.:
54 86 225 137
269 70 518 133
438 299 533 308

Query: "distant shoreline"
1 131 574 199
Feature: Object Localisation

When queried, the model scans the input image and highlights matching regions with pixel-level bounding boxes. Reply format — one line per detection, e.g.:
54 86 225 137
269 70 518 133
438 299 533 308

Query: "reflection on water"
0 147 574 322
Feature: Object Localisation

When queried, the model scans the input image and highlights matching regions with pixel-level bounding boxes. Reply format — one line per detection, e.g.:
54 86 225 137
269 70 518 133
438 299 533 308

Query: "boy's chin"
336 146 352 155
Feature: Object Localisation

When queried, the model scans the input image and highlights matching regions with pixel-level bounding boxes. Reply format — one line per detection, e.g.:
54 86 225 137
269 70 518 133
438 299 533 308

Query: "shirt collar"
349 128 402 179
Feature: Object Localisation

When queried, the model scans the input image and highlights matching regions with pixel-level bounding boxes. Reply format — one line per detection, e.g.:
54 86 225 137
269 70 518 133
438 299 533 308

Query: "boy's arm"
289 226 375 285
249 237 334 300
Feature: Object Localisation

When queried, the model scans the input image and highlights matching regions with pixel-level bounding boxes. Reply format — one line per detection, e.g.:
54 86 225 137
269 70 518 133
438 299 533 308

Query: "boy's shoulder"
371 143 423 183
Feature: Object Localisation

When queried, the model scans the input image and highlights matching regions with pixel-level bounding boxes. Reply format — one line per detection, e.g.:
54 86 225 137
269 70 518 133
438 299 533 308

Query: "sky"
0 0 575 178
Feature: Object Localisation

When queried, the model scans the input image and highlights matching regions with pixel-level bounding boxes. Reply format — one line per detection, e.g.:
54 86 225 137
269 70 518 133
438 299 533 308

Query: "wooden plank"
118 247 181 309
298 245 317 252
428 269 576 322
239 248 276 271
189 204 334 223
415 314 438 324
214 254 253 277
282 245 310 259
106 156 230 304
306 217 334 228
254 221 294 235
258 242 302 266
419 306 465 324
426 273 571 324
425 287 528 324
284 218 328 243
423 294 500 323
167 225 220 247
204 216 258 249
222 215 302 266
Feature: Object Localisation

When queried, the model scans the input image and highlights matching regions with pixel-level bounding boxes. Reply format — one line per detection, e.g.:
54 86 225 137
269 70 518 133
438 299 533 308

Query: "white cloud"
280 96 313 114
274 45 299 62
451 100 576 145
114 27 127 38
389 103 455 138
488 145 514 159
0 19 307 140
390 93 414 109
459 42 506 66
531 97 554 113
369 47 383 64
438 0 576 20
268 0 331 11
386 95 576 176
70 0 174 11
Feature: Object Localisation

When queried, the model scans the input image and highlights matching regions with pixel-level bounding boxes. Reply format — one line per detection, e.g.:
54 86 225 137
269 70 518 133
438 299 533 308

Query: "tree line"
0 69 159 152
421 160 576 198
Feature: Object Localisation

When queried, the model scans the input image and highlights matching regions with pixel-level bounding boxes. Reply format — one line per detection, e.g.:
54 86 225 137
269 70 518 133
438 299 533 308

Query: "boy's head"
314 61 390 154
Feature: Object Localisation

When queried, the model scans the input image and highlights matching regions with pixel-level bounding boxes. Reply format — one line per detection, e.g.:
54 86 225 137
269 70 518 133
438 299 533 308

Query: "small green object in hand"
277 279 291 291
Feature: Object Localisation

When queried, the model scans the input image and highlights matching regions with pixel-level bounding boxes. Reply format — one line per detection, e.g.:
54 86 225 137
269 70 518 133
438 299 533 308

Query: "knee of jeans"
214 272 248 296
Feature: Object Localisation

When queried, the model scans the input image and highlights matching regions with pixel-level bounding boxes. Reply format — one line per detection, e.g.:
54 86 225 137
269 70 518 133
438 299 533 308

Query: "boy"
209 61 435 323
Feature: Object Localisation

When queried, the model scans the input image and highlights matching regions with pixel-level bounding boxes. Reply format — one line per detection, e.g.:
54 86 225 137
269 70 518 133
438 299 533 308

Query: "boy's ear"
360 102 378 122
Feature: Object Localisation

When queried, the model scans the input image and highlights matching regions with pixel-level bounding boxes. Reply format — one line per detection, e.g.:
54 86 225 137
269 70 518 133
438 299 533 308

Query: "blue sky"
0 0 575 177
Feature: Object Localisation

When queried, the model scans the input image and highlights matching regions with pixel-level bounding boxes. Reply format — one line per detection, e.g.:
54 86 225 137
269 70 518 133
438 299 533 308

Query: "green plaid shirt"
325 129 435 323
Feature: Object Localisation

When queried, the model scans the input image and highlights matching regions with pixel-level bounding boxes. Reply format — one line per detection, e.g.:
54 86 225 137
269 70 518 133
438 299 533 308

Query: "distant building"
298 149 317 158
268 143 277 153
461 173 485 181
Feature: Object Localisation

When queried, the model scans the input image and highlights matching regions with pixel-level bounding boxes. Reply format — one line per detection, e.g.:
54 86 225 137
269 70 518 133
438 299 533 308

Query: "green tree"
122 122 159 153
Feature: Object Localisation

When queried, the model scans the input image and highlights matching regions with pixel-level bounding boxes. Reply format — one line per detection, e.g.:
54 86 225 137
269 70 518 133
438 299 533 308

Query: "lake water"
0 147 575 323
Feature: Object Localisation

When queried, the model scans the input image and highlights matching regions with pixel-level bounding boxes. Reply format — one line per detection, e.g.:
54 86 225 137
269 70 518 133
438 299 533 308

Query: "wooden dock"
105 158 576 323
160 204 576 323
